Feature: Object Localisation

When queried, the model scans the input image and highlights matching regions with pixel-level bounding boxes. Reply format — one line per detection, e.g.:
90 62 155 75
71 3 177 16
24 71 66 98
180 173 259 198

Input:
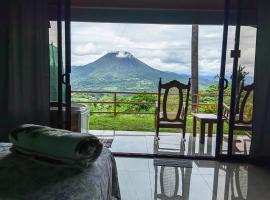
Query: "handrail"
71 90 230 115
72 90 157 95
72 90 229 97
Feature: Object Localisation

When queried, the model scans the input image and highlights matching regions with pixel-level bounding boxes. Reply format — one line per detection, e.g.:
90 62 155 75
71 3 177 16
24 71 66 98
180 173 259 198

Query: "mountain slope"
71 51 212 91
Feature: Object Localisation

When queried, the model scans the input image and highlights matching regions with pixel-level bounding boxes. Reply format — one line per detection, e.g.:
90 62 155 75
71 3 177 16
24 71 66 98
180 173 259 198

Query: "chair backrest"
235 81 254 124
157 78 191 122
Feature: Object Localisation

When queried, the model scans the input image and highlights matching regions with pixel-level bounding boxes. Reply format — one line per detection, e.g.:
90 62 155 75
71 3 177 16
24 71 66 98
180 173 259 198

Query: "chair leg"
155 126 160 140
183 128 186 141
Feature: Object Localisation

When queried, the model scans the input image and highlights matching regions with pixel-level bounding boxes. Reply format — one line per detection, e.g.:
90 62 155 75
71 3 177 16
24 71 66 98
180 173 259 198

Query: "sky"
50 22 257 76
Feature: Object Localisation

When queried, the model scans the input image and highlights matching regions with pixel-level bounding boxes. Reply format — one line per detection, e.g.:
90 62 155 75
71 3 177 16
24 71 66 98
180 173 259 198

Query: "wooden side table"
192 113 224 144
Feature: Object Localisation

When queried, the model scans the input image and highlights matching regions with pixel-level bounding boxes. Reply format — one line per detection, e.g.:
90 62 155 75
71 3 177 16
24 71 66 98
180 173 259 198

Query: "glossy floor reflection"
90 130 251 156
115 157 270 200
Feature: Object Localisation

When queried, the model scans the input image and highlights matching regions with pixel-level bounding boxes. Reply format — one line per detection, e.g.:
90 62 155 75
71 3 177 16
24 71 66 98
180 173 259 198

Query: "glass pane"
232 26 256 156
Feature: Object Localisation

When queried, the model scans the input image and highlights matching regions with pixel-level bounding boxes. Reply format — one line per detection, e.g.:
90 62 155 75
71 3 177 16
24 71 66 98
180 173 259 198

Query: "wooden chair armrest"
154 101 159 128
223 103 230 111
223 103 230 119
155 101 158 116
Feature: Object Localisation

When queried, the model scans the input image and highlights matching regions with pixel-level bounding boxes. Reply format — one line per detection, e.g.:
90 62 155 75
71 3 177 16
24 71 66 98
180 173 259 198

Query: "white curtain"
0 0 50 141
250 0 270 163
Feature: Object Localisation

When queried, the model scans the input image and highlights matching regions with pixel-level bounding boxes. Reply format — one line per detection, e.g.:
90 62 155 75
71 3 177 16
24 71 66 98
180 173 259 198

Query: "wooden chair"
155 78 191 140
223 81 254 134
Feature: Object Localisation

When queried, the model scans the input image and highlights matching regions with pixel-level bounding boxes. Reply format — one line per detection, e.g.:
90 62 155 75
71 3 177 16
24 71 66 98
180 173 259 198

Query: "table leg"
208 123 213 137
193 116 197 137
200 121 205 144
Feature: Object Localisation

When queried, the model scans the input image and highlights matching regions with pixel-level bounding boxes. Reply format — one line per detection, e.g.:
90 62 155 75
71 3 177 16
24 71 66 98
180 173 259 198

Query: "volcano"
71 51 207 91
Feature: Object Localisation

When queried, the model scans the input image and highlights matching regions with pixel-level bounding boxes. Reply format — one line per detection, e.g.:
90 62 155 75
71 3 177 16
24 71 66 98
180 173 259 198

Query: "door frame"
56 0 63 129
64 0 72 130
215 0 231 159
55 0 72 130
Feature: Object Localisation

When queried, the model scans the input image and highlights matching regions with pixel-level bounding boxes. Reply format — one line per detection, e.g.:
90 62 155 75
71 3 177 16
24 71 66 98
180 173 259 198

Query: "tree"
191 25 199 111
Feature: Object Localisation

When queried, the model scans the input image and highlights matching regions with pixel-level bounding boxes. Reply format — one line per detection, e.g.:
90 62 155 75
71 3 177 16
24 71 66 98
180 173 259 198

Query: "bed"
0 143 121 200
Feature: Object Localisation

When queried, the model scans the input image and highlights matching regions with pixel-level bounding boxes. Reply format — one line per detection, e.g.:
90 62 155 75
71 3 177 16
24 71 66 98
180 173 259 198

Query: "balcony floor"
114 157 270 200
90 130 251 157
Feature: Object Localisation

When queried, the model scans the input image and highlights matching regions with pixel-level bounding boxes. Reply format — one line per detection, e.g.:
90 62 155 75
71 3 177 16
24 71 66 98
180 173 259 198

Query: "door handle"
61 73 66 84
224 78 229 89
217 75 229 90
61 73 70 85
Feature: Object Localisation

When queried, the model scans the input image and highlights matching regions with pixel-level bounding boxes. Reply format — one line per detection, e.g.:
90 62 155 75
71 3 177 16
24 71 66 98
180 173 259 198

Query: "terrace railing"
71 90 230 116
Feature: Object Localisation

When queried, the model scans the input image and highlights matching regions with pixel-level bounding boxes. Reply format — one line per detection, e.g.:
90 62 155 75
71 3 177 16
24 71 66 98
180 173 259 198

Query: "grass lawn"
90 114 232 134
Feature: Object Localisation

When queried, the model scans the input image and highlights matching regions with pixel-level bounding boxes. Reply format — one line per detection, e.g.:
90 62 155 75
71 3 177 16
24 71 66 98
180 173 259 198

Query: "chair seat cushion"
158 120 184 128
234 123 252 131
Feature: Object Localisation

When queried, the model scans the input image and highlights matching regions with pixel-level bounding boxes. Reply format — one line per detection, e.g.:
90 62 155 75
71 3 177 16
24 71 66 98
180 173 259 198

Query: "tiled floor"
115 157 270 200
91 130 267 199
90 130 251 156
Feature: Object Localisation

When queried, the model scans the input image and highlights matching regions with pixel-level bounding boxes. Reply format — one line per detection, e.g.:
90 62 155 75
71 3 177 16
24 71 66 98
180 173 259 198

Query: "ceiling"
49 0 256 11
48 0 257 25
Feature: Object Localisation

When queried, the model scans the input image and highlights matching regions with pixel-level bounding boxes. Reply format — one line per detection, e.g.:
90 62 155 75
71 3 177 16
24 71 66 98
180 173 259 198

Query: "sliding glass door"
216 0 256 159
60 0 256 159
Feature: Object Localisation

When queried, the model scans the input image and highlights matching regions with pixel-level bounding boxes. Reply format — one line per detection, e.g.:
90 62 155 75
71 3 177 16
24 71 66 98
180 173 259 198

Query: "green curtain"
0 0 50 141
49 44 58 102
49 43 66 103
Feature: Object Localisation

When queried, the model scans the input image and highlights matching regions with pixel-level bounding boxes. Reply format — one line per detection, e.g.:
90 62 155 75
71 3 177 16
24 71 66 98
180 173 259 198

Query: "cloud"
73 42 98 56
161 51 190 65
67 22 257 75
115 51 133 58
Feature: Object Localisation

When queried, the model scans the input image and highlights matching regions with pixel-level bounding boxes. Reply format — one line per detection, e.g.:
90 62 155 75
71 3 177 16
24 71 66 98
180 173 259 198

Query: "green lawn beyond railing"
89 114 230 134
71 89 243 134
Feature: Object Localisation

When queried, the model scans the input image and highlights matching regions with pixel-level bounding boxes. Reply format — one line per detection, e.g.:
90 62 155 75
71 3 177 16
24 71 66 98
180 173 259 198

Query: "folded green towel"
9 124 103 169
